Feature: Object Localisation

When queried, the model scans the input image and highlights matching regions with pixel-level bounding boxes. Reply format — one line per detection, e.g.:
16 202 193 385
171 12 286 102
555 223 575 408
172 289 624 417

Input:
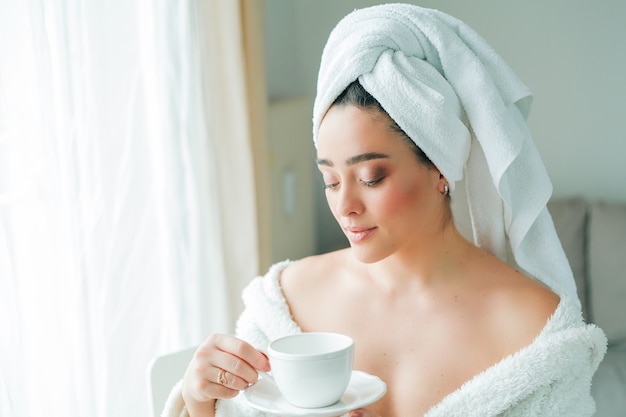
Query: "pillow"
547 197 589 320
591 349 626 415
587 201 626 345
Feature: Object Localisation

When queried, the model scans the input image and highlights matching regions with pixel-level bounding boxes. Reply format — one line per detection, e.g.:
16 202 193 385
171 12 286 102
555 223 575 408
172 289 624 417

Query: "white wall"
265 0 626 253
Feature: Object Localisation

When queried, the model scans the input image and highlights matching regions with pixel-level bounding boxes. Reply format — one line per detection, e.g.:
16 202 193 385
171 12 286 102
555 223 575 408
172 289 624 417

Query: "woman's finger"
212 364 249 391
206 340 262 386
212 334 270 373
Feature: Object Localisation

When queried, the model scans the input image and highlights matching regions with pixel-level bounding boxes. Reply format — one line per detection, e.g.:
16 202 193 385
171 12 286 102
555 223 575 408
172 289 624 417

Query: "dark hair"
332 80 434 168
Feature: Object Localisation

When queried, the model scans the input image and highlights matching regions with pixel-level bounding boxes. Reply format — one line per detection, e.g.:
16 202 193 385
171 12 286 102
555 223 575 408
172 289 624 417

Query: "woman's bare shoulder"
479 257 561 350
278 248 355 330
468 248 558 308
280 248 350 292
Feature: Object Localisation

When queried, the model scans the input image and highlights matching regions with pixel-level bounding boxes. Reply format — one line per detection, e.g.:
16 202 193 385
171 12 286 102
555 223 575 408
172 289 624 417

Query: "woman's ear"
438 173 450 196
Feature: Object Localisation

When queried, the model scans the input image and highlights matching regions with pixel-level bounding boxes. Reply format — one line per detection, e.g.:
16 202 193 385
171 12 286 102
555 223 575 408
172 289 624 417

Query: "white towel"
313 4 579 304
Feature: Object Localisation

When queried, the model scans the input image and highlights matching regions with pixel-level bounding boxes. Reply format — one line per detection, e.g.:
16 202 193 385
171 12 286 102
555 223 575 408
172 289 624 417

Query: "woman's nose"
334 183 364 217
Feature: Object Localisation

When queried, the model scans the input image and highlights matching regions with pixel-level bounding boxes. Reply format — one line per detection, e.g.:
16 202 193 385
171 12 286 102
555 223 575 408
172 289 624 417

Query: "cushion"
548 197 589 320
587 202 626 345
590 349 626 417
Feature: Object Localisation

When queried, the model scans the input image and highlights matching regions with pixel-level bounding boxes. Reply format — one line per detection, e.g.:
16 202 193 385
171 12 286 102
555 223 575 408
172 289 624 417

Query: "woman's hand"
181 334 270 416
348 408 382 417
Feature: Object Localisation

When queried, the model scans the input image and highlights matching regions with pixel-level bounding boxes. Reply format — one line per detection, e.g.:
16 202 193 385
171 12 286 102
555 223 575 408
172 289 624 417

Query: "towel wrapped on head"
313 3 578 304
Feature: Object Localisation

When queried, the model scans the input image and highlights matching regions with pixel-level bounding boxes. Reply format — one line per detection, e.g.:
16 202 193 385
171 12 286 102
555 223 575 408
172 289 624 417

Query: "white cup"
266 332 354 408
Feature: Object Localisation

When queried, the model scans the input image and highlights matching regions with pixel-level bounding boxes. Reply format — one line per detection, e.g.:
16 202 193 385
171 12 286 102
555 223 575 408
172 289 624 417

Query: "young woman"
165 4 606 417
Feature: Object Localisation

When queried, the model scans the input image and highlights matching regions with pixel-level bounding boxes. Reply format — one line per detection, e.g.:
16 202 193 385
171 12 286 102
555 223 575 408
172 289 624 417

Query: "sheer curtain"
0 1 266 416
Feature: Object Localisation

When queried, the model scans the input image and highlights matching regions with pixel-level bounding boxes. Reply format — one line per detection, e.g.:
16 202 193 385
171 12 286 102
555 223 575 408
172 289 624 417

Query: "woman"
165 4 606 417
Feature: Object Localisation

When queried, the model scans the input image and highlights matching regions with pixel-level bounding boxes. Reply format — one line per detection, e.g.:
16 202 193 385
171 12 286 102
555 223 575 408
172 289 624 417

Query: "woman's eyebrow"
316 152 389 167
316 157 333 167
346 152 389 166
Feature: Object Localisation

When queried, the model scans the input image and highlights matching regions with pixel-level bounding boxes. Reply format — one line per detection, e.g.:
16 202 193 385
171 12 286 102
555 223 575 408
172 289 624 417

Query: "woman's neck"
362 223 474 294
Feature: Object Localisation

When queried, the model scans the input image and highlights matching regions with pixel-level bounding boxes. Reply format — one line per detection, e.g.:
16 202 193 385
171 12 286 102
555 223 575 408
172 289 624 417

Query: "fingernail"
262 358 271 372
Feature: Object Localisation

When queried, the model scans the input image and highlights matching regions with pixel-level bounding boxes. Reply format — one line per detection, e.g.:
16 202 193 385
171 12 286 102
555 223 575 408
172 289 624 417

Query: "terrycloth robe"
162 261 607 417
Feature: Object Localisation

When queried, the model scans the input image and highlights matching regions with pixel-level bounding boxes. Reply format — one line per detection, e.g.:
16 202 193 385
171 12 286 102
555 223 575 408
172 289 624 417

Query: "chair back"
148 346 197 417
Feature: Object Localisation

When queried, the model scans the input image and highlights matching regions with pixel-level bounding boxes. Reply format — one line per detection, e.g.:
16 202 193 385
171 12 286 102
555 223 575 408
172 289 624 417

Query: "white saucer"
243 370 386 417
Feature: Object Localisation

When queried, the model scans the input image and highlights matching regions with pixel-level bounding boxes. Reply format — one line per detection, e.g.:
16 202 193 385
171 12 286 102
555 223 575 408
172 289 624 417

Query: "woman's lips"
344 226 377 243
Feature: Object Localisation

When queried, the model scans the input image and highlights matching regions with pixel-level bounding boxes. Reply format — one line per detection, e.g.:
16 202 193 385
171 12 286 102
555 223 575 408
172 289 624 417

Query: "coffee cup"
265 332 354 408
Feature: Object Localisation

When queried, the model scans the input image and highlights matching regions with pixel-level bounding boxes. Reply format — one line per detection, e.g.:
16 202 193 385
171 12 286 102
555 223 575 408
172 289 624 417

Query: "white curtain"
0 1 263 416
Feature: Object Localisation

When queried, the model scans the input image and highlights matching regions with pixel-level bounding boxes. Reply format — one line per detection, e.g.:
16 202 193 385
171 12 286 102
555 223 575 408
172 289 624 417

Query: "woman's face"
317 104 446 263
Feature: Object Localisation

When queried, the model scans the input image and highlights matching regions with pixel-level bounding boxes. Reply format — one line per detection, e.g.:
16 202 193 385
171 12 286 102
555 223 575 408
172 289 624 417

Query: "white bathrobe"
162 261 607 417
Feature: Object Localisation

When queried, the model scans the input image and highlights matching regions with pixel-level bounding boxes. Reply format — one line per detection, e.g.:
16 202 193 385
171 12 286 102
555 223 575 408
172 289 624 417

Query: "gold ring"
217 368 228 386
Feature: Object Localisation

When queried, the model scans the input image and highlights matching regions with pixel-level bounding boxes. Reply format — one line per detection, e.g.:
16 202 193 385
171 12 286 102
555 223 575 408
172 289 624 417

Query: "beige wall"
265 0 626 254
267 98 317 262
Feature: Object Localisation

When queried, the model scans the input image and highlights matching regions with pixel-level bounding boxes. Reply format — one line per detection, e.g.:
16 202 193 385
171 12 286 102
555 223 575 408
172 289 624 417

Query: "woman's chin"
348 244 389 264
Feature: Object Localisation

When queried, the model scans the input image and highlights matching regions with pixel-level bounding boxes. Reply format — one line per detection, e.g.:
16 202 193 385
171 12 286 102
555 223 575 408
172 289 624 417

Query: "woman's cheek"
379 183 420 215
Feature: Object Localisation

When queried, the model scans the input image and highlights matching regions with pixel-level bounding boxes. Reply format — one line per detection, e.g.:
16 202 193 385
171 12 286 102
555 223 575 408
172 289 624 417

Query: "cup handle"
255 346 275 385
257 370 275 385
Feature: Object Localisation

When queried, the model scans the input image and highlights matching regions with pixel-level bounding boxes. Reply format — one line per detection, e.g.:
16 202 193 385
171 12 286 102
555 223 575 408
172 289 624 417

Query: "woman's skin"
182 104 559 417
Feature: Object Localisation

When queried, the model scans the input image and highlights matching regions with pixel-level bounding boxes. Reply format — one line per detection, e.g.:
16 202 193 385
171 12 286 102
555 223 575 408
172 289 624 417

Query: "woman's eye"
361 177 384 187
324 182 339 190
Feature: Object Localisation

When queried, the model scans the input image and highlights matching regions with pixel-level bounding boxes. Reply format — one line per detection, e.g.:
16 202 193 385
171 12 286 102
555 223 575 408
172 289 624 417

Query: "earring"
443 184 449 196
